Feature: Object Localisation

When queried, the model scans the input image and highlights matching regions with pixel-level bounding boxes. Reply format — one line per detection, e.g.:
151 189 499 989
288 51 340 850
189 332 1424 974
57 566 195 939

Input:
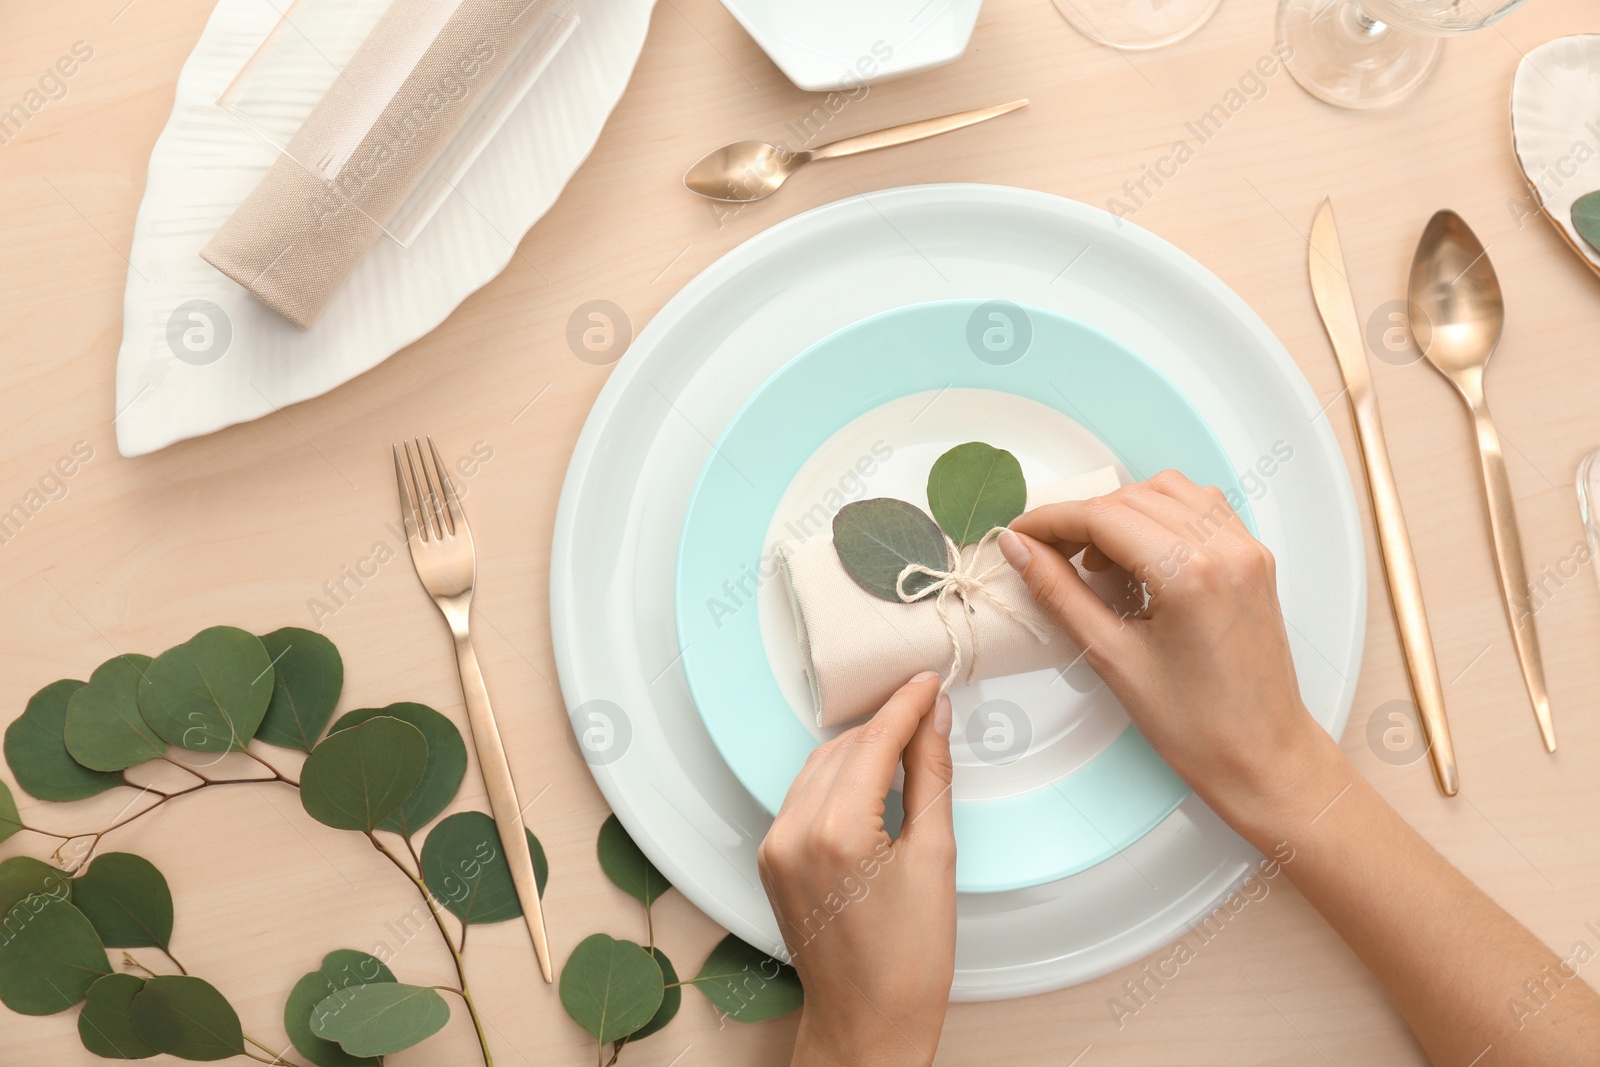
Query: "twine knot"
894 526 1049 697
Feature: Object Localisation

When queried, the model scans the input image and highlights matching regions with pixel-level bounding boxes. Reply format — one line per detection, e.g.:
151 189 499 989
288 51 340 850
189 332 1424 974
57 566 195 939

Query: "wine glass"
1052 0 1224 51
1277 0 1531 110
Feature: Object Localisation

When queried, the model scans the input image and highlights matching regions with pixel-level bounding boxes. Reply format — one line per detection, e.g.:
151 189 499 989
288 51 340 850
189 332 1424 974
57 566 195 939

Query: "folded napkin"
201 0 555 327
777 466 1144 728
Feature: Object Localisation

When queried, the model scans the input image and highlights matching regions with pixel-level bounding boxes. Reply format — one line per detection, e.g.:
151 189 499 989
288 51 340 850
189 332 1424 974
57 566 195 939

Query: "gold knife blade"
1308 197 1459 797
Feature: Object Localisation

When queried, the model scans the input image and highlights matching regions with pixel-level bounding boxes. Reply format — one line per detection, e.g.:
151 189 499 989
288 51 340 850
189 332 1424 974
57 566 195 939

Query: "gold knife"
1308 197 1458 796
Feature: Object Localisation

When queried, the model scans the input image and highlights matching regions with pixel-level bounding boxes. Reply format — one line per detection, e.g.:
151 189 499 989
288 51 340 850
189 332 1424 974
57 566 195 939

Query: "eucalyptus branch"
243 1034 309 1067
367 834 493 1067
121 952 160 979
241 749 300 787
51 774 288 872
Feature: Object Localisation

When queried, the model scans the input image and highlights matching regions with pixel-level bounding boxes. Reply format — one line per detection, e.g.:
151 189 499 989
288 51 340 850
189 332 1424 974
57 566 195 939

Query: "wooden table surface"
4 0 1599 1064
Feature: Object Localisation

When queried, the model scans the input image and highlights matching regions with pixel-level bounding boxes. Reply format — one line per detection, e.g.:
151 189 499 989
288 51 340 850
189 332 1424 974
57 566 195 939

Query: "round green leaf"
559 934 664 1046
65 655 164 772
129 976 245 1061
79 973 158 1059
285 950 395 1067
692 934 803 1022
300 716 428 832
1573 190 1600 253
421 810 548 925
832 498 949 602
598 814 670 908
0 899 110 1015
626 947 680 1043
926 441 1027 547
256 628 344 752
330 704 466 837
5 679 122 801
137 627 274 752
0 856 72 916
309 983 450 1058
0 779 21 846
72 853 173 950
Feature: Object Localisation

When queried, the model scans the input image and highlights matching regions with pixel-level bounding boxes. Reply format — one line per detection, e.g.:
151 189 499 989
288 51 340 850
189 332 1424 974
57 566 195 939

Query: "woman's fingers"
1010 497 1178 581
998 531 1127 651
899 694 954 851
830 672 943 811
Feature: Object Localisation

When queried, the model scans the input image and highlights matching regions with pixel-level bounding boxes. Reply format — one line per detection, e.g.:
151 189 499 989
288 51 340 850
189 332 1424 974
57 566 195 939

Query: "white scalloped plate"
1511 35 1600 281
113 0 656 457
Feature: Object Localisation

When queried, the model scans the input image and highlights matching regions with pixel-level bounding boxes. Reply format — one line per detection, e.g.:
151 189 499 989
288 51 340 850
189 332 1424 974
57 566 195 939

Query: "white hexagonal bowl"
719 0 984 92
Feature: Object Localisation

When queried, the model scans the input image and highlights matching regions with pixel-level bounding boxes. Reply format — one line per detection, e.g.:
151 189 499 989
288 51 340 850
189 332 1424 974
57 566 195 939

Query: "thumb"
900 693 954 850
999 529 1125 651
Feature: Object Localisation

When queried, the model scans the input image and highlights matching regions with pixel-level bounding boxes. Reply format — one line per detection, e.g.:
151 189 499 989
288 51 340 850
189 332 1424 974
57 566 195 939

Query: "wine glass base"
1053 0 1224 51
1277 0 1443 110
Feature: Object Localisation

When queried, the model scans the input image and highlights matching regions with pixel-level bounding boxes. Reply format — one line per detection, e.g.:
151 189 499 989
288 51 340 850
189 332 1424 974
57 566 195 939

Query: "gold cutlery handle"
1467 400 1555 752
1349 390 1460 795
453 630 554 981
808 99 1028 162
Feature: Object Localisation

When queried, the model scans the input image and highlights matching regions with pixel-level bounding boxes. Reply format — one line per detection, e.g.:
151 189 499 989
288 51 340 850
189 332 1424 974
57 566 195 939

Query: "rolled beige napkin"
202 0 554 327
776 466 1143 728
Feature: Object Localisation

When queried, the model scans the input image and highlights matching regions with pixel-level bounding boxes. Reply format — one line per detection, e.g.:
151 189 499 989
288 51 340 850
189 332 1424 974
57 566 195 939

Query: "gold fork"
393 436 552 982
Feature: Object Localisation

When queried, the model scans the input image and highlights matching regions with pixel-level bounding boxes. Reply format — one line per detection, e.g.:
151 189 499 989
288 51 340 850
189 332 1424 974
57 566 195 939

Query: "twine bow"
894 526 1049 697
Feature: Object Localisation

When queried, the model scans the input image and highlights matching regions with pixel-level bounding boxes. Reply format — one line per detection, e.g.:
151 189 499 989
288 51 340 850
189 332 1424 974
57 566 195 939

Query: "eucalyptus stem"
243 1033 308 1067
50 773 286 872
241 749 300 787
367 834 493 1067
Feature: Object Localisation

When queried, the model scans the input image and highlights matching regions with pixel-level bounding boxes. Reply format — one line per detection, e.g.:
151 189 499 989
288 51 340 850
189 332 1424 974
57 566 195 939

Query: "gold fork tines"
392 436 553 982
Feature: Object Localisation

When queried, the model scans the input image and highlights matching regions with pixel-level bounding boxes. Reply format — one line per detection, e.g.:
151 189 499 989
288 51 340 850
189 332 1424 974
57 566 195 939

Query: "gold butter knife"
1308 198 1458 797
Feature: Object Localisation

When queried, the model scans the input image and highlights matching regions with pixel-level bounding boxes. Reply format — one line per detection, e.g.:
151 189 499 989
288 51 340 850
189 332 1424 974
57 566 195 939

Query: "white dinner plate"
550 183 1366 999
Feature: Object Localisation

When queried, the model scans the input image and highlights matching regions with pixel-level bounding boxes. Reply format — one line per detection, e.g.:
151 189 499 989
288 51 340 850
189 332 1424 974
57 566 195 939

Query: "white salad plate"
551 183 1366 999
114 0 656 457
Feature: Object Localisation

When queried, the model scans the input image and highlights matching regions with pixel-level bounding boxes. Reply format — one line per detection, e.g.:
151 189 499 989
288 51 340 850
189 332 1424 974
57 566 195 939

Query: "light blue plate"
674 300 1252 893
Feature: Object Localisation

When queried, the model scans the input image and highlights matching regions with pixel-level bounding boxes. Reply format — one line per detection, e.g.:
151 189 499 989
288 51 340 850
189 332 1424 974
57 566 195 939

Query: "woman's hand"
757 672 955 1067
999 470 1330 828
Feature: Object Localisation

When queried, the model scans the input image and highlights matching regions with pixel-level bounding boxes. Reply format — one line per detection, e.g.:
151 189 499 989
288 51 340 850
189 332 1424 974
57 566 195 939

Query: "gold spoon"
683 99 1028 203
1408 210 1555 752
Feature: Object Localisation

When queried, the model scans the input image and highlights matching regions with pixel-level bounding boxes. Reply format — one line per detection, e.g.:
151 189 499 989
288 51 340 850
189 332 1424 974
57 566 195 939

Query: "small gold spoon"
1408 210 1556 752
683 99 1028 203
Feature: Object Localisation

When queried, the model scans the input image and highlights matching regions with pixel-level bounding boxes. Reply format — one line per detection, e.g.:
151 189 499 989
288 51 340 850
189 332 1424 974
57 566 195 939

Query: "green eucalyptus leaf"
1572 190 1600 253
65 655 163 772
831 498 949 602
285 950 395 1067
692 934 803 1023
137 627 274 753
420 810 547 925
926 441 1027 547
330 704 466 836
309 983 449 1058
299 716 428 833
5 679 122 801
626 947 680 1043
79 973 158 1059
0 899 110 1015
129 975 245 1061
72 853 173 950
0 779 21 846
559 934 664 1046
0 856 72 916
597 814 670 908
255 628 344 752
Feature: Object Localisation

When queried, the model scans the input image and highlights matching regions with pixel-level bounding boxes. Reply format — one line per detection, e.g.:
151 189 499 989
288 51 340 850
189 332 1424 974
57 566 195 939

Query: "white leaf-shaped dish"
114 0 655 457
1511 34 1600 281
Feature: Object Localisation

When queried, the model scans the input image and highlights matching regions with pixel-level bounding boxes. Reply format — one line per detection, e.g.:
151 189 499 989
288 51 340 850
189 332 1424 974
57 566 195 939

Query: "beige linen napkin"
201 0 554 327
776 466 1143 729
